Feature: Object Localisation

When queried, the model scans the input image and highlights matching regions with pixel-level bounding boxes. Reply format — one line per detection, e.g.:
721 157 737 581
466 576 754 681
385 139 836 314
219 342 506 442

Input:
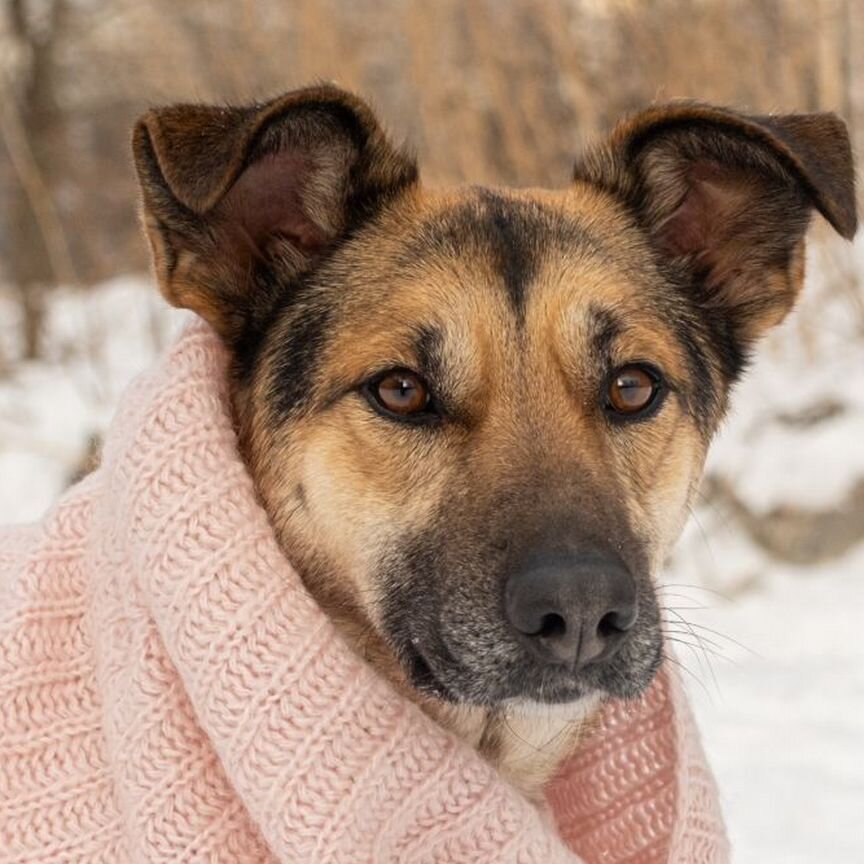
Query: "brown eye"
606 364 663 418
372 369 432 417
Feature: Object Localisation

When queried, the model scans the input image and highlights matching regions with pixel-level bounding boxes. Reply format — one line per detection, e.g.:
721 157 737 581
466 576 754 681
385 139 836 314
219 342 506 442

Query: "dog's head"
133 86 856 708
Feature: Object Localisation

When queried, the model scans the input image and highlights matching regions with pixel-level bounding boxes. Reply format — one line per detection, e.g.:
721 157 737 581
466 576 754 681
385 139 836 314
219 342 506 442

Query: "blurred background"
0 1 862 861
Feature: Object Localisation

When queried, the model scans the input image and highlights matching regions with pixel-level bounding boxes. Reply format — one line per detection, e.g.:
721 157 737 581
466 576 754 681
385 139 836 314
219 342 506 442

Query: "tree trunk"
2 0 67 360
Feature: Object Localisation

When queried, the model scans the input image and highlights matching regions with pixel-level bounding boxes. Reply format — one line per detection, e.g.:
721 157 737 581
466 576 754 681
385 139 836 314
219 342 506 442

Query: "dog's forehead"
394 186 610 315
326 183 679 360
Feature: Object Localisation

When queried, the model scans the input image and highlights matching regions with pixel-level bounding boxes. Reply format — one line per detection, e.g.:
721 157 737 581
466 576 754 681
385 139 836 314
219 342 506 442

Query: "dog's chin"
400 639 661 708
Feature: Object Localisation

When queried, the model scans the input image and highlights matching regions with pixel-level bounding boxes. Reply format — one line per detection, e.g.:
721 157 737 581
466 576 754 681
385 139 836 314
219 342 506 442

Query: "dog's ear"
575 103 857 345
132 85 418 340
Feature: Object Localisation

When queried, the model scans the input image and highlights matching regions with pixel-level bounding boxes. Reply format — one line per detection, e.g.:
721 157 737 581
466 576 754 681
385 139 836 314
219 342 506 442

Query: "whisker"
663 606 721 693
500 714 533 750
662 650 713 702
662 612 727 651
662 628 727 657
659 600 713 610
683 503 720 576
657 581 733 602
680 620 759 657
692 487 737 534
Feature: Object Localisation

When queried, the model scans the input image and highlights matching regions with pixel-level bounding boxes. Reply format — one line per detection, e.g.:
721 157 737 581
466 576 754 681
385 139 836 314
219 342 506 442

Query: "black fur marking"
413 324 445 382
692 299 749 383
474 190 536 315
588 305 622 369
674 319 721 421
269 299 332 418
684 263 753 383
651 294 725 433
402 189 599 319
232 264 292 382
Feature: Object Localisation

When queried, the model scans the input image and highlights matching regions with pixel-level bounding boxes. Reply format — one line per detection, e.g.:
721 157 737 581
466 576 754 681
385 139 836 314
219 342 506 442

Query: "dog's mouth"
400 636 597 706
403 640 455 701
394 625 663 708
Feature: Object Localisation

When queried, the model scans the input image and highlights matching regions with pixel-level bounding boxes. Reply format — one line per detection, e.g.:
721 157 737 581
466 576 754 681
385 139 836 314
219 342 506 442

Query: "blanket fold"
0 321 728 863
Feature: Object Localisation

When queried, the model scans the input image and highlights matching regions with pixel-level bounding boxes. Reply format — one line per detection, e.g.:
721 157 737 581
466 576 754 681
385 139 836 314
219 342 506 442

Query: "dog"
131 84 857 797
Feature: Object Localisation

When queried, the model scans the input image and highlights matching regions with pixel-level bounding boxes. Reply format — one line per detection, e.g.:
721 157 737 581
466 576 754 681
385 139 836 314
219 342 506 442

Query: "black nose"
504 551 638 668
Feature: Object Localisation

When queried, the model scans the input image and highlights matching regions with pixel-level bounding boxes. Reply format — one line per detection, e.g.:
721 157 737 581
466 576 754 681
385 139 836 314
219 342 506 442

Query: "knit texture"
0 320 729 863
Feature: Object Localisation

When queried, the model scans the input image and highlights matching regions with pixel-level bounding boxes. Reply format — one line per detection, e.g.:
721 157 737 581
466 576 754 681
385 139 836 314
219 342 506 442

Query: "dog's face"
240 186 711 707
133 88 856 710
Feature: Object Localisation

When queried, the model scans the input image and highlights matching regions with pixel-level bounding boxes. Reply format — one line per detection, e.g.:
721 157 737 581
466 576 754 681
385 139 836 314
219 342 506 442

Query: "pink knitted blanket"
0 321 728 863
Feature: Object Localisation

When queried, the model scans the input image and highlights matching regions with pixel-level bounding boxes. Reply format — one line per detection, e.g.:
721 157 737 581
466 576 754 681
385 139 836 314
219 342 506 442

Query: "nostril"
597 608 636 638
537 612 567 639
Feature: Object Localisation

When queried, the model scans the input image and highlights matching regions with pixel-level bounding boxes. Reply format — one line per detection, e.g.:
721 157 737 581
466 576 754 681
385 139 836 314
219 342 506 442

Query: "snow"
664 532 864 863
703 240 864 516
0 276 187 522
1 238 863 862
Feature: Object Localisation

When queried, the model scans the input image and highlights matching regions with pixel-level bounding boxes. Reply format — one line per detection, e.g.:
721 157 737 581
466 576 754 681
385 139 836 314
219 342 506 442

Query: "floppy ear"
132 84 418 342
574 103 857 346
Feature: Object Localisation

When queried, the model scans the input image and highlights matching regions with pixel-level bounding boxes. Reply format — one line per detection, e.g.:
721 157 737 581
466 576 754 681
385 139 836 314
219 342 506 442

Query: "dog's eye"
368 369 433 419
605 364 664 419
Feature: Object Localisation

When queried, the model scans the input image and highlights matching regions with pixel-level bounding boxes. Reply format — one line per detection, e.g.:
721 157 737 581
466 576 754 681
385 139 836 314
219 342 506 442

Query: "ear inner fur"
573 101 857 348
131 85 418 342
578 103 856 238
